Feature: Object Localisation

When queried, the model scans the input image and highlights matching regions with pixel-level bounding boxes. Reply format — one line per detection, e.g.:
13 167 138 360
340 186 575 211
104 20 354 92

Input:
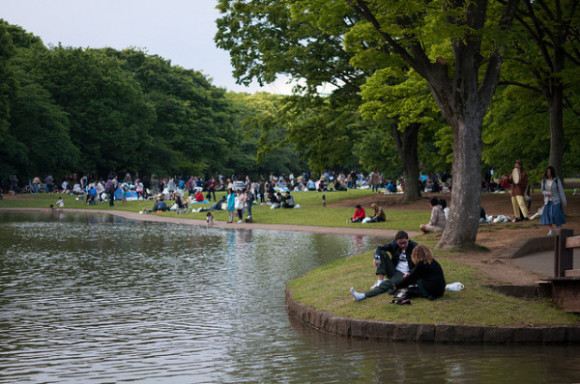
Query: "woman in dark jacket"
394 244 446 299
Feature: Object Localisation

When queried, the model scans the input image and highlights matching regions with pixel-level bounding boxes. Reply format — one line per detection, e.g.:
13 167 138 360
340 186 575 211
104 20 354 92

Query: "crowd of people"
1 168 451 198
3 159 570 237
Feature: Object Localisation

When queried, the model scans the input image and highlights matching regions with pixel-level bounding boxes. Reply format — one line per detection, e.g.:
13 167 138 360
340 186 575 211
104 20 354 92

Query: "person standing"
45 174 54 193
105 177 115 207
507 159 529 222
245 188 254 221
370 168 381 193
258 179 266 203
540 166 567 236
56 196 64 213
206 177 217 202
226 188 236 223
234 189 246 223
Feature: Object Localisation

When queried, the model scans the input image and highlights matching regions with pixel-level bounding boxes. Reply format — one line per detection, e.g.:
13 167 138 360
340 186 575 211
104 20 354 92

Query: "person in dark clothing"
392 244 446 300
209 196 226 211
152 197 168 212
281 191 295 208
350 231 418 300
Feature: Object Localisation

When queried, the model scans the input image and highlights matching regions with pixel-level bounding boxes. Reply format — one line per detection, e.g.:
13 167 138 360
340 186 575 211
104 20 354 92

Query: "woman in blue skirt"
540 166 567 236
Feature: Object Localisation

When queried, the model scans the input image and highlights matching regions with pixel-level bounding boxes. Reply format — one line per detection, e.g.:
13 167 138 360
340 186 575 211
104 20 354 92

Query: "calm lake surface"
0 211 578 383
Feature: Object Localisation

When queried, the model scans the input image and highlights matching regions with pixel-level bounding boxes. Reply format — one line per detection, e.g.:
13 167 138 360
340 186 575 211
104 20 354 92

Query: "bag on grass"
445 282 464 291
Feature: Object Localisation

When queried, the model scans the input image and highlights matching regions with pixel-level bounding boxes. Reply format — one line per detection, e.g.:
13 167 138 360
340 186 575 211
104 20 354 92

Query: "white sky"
1 0 296 94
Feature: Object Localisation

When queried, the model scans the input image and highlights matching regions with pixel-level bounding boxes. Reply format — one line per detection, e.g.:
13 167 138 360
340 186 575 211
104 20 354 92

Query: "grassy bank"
288 245 578 327
0 189 428 232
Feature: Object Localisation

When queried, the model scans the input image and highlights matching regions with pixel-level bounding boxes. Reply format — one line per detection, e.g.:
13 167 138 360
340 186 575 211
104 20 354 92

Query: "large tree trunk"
392 122 421 201
437 117 482 247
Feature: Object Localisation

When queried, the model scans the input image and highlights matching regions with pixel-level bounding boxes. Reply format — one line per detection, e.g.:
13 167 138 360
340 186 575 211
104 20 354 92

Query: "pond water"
0 211 578 384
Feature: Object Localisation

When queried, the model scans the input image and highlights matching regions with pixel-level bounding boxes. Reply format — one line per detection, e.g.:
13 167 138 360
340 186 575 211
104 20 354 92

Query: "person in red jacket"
351 204 366 223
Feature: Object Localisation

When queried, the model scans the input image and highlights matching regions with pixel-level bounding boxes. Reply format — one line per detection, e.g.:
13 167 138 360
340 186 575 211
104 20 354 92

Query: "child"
56 197 64 213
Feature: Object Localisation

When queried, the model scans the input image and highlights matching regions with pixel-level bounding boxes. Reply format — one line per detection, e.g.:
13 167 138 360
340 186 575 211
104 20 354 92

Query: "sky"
1 0 296 94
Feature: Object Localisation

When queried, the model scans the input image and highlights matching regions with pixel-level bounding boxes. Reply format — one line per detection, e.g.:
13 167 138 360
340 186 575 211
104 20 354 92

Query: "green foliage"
0 22 283 183
483 86 551 182
0 21 17 147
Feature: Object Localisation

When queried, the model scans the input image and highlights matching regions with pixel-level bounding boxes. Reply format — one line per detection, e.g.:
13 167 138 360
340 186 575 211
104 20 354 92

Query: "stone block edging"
285 288 580 344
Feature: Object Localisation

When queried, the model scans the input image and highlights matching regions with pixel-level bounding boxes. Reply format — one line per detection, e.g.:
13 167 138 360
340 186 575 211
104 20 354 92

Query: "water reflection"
0 211 578 384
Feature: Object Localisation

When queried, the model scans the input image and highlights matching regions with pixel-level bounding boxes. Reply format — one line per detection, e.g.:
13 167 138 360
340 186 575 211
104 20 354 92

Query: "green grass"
288 249 579 327
0 190 429 232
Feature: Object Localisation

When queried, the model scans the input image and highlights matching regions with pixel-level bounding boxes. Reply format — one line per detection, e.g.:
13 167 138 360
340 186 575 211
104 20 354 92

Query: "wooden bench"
544 229 580 312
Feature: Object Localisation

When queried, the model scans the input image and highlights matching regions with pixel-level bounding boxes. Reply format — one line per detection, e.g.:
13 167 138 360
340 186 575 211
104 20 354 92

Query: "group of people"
226 188 255 223
505 160 567 236
349 198 448 234
350 203 386 223
350 231 446 302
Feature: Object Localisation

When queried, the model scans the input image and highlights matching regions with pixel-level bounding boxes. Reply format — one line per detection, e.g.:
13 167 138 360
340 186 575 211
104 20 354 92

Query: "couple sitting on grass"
350 203 386 223
350 230 445 302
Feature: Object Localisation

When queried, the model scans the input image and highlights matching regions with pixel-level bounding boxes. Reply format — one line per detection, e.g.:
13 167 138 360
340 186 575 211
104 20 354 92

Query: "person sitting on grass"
350 230 418 300
368 203 386 222
420 197 446 233
351 204 365 223
152 196 168 212
195 190 205 202
209 195 226 211
175 195 187 212
281 191 295 208
391 244 446 301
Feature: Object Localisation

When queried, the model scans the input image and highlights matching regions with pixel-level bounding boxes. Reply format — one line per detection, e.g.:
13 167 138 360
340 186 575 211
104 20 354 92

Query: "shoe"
350 287 365 301
547 230 553 236
237 220 243 223
513 218 522 223
523 217 529 221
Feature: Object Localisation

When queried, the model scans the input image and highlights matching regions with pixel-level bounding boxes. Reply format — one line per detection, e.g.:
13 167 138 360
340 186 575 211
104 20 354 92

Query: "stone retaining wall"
285 288 580 344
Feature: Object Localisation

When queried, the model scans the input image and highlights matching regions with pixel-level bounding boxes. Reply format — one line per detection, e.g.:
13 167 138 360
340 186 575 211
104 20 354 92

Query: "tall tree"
30 46 154 177
500 0 580 176
111 48 240 177
0 21 16 150
291 0 520 247
215 0 428 199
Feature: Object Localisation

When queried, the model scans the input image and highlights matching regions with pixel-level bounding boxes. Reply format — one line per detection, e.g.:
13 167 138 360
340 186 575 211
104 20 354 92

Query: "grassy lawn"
288 244 579 327
0 189 428 232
